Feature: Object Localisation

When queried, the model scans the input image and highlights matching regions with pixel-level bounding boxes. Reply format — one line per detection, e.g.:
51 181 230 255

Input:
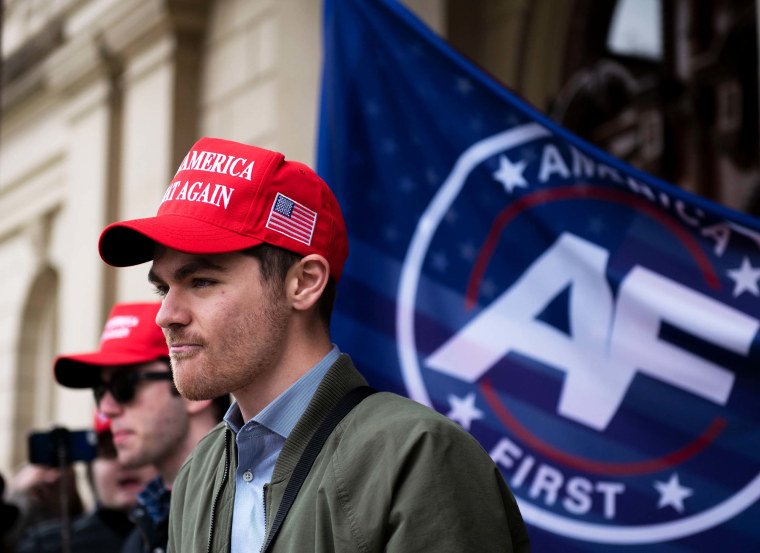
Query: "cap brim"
99 215 266 267
54 352 168 388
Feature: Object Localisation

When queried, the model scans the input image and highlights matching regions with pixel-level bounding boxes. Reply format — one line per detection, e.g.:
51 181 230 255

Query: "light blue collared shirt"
225 345 340 553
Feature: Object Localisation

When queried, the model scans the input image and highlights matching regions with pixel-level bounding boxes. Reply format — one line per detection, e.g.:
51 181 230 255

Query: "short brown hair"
243 244 337 329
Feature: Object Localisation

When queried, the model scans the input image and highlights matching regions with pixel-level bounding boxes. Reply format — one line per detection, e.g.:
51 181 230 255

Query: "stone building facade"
0 0 446 477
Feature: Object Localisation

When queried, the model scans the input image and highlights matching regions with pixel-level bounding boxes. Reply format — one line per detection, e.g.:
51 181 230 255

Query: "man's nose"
155 289 191 329
97 389 123 418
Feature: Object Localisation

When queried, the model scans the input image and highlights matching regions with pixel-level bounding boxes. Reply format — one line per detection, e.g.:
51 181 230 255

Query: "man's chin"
117 453 145 471
173 376 217 401
175 386 210 401
171 361 202 395
172 359 234 400
169 354 198 373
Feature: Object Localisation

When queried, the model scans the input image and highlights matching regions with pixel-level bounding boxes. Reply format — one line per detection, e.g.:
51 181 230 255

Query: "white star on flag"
365 99 381 117
431 252 449 272
444 209 459 224
446 392 484 431
587 217 605 235
456 77 474 95
654 473 694 513
481 278 498 299
493 154 528 194
459 242 477 261
727 256 760 297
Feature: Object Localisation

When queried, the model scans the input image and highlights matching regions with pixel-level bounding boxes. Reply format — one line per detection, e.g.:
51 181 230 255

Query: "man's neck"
157 455 185 488
233 339 333 422
157 416 217 487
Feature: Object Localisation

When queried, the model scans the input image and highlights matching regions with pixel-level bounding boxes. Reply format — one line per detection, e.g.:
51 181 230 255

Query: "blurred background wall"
0 0 756 477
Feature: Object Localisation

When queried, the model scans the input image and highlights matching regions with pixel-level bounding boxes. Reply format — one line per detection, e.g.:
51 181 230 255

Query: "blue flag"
317 0 760 550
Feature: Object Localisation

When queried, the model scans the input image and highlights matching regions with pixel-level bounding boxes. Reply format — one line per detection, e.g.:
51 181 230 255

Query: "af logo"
397 123 760 544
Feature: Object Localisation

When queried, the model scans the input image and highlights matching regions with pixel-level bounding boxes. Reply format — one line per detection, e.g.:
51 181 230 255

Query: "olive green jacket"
167 355 530 553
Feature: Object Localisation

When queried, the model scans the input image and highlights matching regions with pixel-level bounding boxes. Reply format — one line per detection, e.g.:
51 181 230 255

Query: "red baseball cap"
98 138 349 281
54 302 168 388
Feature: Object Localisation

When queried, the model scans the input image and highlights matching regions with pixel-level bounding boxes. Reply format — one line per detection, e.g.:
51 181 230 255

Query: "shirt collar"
224 345 340 437
136 476 171 524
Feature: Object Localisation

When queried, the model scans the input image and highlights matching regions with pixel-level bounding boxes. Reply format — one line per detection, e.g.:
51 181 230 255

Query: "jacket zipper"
259 484 269 553
207 428 231 553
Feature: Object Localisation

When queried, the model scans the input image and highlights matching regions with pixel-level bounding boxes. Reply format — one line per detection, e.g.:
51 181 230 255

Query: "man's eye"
153 286 168 298
193 279 215 288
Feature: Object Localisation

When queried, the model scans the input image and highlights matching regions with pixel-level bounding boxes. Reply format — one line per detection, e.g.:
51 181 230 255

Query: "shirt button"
243 470 253 482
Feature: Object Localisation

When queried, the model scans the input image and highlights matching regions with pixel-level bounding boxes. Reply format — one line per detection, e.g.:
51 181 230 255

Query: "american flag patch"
266 193 317 245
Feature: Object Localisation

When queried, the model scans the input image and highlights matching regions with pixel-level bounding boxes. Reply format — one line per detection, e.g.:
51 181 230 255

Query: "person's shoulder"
17 512 106 553
348 390 481 447
69 510 105 533
332 390 501 483
16 518 62 552
362 391 461 424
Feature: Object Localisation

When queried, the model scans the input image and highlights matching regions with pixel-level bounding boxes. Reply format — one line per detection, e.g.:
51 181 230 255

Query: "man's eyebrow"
147 268 165 285
148 258 229 284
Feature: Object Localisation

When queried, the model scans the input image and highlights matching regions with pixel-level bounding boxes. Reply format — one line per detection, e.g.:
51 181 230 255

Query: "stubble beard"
170 288 290 401
117 397 189 471
116 443 152 471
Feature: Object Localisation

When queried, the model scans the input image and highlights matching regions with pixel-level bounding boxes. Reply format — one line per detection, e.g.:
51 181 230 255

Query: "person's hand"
8 463 83 520
7 465 66 507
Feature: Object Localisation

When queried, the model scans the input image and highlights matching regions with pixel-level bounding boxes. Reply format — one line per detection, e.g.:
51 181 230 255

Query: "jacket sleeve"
335 400 531 553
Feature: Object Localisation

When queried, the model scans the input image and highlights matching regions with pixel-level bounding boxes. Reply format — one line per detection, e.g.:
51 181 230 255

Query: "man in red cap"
54 302 229 553
98 138 530 553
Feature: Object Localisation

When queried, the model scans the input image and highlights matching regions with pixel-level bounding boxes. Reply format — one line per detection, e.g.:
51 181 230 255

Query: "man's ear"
183 398 213 415
287 254 330 311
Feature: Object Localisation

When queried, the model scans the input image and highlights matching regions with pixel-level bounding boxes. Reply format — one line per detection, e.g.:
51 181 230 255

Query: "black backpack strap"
262 386 377 553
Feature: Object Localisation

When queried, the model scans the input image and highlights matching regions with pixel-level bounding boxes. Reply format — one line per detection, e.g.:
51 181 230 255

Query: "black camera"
28 427 98 466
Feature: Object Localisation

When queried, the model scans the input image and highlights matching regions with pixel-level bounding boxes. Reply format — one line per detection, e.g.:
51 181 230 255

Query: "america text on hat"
174 149 255 181
161 181 235 209
101 315 139 341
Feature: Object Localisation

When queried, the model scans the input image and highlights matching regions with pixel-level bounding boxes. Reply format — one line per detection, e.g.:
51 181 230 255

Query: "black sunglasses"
93 371 173 406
